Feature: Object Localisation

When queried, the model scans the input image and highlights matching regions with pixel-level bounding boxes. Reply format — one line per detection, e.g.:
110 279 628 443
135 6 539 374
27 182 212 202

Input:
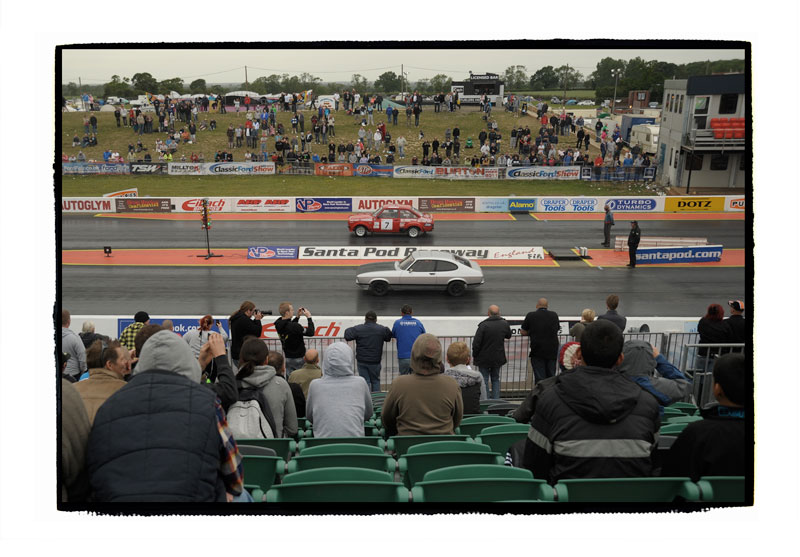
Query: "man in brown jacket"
381 334 463 436
73 340 130 424
288 348 323 398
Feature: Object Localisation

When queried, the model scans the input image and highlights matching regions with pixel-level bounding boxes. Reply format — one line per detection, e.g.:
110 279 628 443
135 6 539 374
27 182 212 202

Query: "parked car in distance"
577 99 595 106
648 101 660 108
550 96 561 103
355 250 484 297
348 204 434 238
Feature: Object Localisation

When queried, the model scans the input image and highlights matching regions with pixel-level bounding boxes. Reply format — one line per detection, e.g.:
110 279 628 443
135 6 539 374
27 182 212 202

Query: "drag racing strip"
529 211 744 221
92 212 517 222
578 247 745 267
61 248 560 267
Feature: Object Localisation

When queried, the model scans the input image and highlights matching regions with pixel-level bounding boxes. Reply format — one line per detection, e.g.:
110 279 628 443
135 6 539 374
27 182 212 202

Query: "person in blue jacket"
391 305 426 376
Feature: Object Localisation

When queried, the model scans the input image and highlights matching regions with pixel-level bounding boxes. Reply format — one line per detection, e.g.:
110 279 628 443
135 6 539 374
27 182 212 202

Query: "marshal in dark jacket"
344 320 392 364
472 315 512 368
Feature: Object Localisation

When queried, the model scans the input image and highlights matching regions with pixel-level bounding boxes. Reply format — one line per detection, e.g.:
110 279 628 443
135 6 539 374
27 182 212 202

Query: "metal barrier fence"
678 343 746 408
253 330 710 398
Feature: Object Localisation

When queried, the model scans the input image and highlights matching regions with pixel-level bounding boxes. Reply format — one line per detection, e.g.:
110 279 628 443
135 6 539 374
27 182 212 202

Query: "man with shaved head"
472 305 512 399
288 348 323 398
521 298 561 383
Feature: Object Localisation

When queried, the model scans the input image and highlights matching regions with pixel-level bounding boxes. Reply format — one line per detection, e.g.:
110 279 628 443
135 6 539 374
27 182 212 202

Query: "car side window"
410 260 437 272
399 210 415 219
436 261 458 272
381 210 398 219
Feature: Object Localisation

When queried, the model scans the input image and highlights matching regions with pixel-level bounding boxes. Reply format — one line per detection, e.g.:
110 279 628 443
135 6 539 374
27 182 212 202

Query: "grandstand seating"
235 438 296 461
667 402 699 415
297 435 386 452
265 467 408 503
474 424 530 455
410 464 553 502
484 402 518 416
387 434 472 457
696 476 747 503
237 445 278 457
480 399 510 412
659 422 690 435
552 477 701 503
664 415 704 424
241 455 284 500
397 440 504 487
287 449 396 475
456 415 517 437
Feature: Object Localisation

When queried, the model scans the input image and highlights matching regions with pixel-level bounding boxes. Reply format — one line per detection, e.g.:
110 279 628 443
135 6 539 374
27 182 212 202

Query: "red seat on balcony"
709 118 720 128
733 129 745 139
714 129 725 139
724 130 734 139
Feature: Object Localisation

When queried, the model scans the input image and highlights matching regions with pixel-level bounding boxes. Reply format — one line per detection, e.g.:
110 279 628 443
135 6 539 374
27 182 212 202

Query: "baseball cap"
728 300 745 311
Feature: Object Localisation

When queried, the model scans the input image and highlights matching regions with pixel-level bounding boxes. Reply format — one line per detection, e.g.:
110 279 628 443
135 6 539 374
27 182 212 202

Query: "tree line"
62 57 744 102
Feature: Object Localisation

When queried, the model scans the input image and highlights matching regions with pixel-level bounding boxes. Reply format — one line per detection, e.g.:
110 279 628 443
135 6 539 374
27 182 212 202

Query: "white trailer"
629 124 660 154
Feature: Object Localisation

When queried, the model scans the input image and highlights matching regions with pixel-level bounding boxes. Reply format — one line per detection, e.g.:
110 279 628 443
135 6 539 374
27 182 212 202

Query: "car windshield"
371 208 384 217
398 254 415 270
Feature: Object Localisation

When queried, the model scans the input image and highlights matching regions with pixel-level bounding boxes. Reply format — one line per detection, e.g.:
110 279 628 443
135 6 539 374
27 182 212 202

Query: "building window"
739 155 747 171
669 149 673 167
694 116 707 129
685 153 704 170
694 96 709 114
710 154 729 170
678 95 684 113
637 92 646 100
719 94 738 114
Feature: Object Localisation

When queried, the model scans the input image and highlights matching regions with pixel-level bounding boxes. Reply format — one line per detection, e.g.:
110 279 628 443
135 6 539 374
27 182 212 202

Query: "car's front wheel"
369 281 389 296
407 226 420 238
446 281 466 297
354 225 368 237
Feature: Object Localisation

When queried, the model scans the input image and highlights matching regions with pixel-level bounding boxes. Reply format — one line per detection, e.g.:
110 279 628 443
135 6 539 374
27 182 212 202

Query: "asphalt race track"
60 213 747 318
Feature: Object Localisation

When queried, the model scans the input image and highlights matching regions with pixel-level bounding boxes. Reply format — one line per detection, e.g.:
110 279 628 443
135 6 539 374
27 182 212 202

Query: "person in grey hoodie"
61 310 87 381
236 338 298 438
306 342 373 438
617 339 692 408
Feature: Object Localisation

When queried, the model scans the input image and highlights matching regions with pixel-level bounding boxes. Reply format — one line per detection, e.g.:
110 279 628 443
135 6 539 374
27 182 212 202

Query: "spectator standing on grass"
392 305 426 376
345 311 392 393
381 334 463 437
471 305 512 399
597 294 627 332
522 321 660 483
237 337 298 439
306 342 373 438
521 298 560 384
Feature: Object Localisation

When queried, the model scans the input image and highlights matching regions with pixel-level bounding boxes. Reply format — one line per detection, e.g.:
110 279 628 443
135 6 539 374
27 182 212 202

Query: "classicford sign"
353 198 418 210
393 166 437 178
419 197 475 212
506 166 582 180
206 162 276 175
298 246 544 260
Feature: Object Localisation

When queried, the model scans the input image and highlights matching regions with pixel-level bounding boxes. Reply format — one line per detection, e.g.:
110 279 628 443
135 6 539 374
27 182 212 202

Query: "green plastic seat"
235 438 296 461
411 464 552 502
241 454 284 497
661 407 685 418
298 418 313 431
485 403 518 416
301 443 385 457
553 477 701 503
667 402 699 415
457 415 517 437
387 434 472 457
297 436 385 452
287 453 396 474
475 424 530 455
665 415 704 424
479 400 508 412
696 476 747 503
265 467 408 503
398 441 504 487
659 423 690 435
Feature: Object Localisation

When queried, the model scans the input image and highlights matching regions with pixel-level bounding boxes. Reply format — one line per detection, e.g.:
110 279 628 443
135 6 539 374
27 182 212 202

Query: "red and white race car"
347 204 434 238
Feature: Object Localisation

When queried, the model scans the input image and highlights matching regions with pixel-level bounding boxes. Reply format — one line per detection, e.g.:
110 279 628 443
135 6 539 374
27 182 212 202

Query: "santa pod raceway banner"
62 163 130 175
393 166 501 179
505 166 581 180
297 245 545 261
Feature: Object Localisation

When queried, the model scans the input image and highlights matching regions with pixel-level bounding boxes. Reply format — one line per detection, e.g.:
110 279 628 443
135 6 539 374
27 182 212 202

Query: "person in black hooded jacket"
229 301 264 367
522 320 660 484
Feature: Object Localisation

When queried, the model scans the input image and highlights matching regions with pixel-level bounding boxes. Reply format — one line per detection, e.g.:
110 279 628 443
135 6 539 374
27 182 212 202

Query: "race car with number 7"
348 204 434 238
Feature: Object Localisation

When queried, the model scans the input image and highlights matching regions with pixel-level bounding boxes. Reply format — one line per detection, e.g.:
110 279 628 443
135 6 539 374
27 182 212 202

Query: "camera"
254 309 273 315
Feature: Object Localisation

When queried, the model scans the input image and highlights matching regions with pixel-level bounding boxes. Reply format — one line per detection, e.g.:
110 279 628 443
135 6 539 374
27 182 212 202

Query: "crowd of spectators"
59 295 747 503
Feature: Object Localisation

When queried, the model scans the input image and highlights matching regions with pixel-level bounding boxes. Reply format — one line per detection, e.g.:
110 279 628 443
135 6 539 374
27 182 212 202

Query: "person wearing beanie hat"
381 334 464 437
725 300 747 343
119 311 151 351
661 353 748 482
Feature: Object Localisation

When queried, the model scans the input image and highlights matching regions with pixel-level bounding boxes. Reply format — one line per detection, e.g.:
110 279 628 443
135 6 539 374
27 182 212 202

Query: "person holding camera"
229 301 266 368
274 302 315 374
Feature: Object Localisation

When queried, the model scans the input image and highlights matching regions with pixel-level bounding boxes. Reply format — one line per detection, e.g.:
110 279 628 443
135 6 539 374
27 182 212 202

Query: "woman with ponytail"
229 301 264 368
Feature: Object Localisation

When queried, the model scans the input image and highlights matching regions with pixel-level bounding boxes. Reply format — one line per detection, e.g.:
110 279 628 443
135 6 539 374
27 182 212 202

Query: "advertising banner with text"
506 166 581 180
62 163 130 175
314 163 354 176
62 198 116 213
351 197 419 211
297 246 545 260
232 198 295 213
664 196 726 212
419 197 475 212
352 164 394 178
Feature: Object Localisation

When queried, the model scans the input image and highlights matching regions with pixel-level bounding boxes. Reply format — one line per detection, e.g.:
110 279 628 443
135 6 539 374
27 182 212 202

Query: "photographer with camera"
274 302 315 374
229 301 268 368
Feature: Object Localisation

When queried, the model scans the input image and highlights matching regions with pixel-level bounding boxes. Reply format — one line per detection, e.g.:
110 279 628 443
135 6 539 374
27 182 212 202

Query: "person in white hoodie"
306 342 373 438
236 338 298 438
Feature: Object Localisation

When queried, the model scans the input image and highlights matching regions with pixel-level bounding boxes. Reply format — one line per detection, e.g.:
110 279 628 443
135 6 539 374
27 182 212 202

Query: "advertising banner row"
61 196 746 214
247 246 546 261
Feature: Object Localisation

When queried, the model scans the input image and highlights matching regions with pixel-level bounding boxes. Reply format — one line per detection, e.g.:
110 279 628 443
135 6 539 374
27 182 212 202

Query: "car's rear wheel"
354 225 368 237
369 281 389 296
446 281 466 297
407 226 420 238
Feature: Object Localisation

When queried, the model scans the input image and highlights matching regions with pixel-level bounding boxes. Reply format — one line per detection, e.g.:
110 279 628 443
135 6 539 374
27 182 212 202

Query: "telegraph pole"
245 65 248 89
563 65 570 106
610 68 622 115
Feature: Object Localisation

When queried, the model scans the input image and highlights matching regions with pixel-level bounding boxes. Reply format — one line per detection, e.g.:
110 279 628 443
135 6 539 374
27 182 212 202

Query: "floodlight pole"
611 68 622 115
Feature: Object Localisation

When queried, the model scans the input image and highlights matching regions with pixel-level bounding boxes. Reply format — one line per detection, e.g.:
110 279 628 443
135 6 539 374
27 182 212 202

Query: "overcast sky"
61 46 746 85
